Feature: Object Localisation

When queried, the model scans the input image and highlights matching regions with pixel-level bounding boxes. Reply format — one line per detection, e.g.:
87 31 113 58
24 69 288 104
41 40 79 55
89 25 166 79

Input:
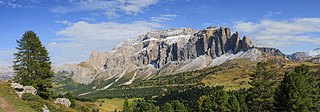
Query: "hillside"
0 81 134 112
0 81 37 112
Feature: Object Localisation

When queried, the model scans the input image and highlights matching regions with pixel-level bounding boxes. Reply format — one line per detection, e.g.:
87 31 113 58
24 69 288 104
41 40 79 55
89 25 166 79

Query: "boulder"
11 83 37 97
54 98 71 107
23 86 37 95
11 83 23 90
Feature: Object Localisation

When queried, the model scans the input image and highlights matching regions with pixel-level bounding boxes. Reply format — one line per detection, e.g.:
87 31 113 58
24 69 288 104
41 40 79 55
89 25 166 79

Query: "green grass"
0 81 36 112
74 98 139 112
201 58 256 90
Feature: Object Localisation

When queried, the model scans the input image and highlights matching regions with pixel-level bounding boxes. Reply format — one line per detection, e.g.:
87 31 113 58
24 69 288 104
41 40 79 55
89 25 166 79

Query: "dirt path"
0 97 16 112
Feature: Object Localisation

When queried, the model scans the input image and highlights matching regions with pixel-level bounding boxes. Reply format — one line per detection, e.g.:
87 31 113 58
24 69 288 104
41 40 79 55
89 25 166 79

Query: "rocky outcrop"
310 57 320 63
256 47 285 57
54 98 71 107
54 26 271 86
42 105 50 112
11 83 37 97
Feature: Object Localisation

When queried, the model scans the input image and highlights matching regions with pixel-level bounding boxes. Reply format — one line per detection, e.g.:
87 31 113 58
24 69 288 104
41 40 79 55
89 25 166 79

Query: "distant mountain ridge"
287 48 320 62
0 66 14 80
53 26 283 87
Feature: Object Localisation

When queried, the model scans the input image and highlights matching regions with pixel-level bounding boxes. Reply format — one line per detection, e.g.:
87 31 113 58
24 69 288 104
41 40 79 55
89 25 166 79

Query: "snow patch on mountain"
0 66 15 80
306 48 320 57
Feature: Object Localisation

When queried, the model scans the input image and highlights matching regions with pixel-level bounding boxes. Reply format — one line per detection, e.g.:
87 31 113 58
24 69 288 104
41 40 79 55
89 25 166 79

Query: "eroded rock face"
256 47 285 57
54 98 71 107
310 57 320 63
54 26 262 85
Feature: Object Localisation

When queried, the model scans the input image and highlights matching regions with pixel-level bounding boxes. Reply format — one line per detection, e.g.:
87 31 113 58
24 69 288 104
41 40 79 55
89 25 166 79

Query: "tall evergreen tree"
228 94 240 112
13 31 54 99
274 65 320 111
133 102 159 112
247 62 277 112
171 100 188 112
161 102 174 112
123 97 132 112
197 87 233 112
231 89 248 112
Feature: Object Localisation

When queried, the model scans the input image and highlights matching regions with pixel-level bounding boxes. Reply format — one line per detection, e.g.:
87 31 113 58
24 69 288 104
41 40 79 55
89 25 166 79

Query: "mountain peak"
313 48 320 51
54 26 276 85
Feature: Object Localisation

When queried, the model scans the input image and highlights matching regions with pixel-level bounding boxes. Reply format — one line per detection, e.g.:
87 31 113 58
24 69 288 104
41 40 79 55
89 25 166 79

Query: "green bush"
21 93 67 112
22 93 43 102
21 93 44 111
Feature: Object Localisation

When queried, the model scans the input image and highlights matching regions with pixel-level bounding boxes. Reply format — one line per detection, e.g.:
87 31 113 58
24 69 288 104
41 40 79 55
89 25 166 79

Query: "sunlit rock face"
54 26 271 85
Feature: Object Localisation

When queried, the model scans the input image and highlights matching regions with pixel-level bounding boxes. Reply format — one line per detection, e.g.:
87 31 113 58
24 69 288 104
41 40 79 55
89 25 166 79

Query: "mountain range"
1 26 319 91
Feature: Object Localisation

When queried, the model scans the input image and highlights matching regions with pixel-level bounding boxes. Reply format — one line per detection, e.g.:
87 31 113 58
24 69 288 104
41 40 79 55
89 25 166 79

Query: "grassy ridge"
0 81 36 112
0 81 138 112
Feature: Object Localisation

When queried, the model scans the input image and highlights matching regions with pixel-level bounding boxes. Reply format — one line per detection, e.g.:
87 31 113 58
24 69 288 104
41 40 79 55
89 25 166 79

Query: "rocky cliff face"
55 26 267 85
256 47 286 57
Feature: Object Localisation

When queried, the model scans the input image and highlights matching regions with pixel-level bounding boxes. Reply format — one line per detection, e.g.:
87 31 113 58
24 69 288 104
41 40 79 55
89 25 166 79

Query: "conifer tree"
13 31 54 99
171 100 188 112
161 102 174 112
228 94 240 112
123 97 131 112
232 88 248 112
247 62 277 112
274 65 320 111
197 87 234 112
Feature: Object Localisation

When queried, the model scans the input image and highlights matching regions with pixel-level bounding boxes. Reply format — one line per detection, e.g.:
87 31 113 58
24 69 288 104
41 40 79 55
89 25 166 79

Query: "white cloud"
265 11 281 17
151 14 177 22
234 22 260 33
55 20 72 26
0 0 39 8
49 21 162 64
0 49 15 66
81 17 95 21
233 18 320 48
50 0 158 17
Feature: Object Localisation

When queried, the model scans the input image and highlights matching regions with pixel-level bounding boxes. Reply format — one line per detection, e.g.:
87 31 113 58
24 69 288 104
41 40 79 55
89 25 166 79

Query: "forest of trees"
123 62 320 112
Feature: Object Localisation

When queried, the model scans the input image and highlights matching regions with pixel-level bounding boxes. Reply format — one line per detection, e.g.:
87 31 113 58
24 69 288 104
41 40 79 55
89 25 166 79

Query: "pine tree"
161 102 174 112
65 92 75 107
13 31 54 99
171 100 188 112
274 65 320 111
228 94 240 112
247 62 277 112
232 88 248 112
133 102 159 112
197 87 233 112
123 97 132 112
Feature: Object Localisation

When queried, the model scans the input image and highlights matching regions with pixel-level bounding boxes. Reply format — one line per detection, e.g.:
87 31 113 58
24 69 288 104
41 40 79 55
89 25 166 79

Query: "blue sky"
1 0 320 65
